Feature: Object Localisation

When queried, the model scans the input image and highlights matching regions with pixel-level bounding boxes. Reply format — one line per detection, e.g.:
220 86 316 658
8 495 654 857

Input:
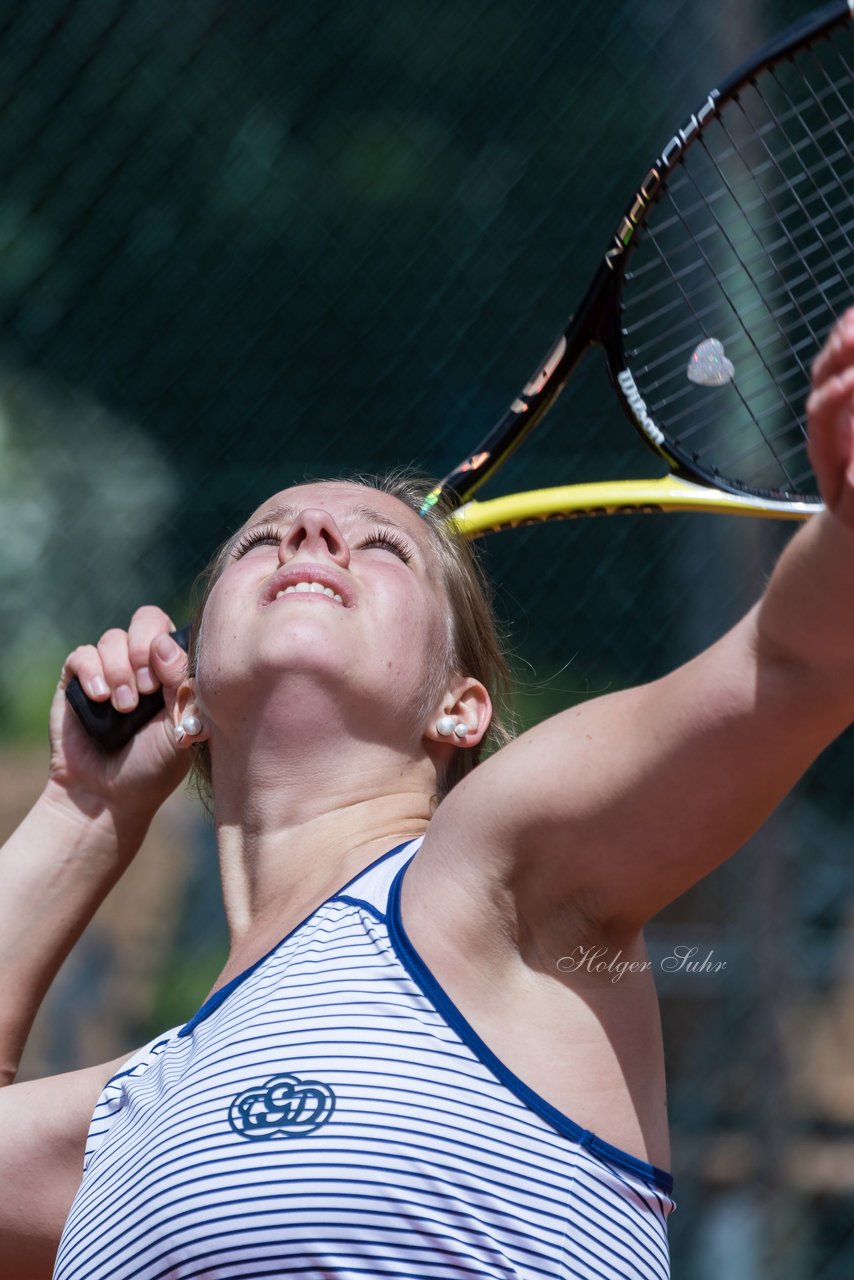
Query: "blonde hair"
185 469 514 812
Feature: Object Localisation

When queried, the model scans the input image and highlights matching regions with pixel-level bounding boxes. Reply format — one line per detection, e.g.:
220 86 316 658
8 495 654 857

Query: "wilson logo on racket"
228 1072 336 1140
615 371 665 445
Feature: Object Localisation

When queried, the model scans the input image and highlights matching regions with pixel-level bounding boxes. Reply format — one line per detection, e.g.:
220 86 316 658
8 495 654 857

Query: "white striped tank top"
54 837 675 1280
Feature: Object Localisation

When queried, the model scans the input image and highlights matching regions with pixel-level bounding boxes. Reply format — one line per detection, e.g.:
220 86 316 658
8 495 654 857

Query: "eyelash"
230 524 412 563
231 525 282 557
359 528 412 563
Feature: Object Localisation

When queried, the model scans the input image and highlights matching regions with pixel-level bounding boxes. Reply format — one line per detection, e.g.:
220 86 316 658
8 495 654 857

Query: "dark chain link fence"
1 2 852 1275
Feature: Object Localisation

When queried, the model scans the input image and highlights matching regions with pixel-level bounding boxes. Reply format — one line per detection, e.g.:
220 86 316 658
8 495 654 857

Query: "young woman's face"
195 481 453 738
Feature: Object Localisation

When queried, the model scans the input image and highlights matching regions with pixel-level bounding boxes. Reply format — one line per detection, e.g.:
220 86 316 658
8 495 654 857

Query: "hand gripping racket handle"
64 624 192 752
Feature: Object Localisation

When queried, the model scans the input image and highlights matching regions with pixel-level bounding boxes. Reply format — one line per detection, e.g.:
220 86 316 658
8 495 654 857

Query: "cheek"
205 563 265 630
380 589 450 686
193 574 252 685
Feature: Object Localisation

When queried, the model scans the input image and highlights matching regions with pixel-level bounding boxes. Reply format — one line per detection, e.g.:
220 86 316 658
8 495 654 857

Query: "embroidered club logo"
228 1072 336 1140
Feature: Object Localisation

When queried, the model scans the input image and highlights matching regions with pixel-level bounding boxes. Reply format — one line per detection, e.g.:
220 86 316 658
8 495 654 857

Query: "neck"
207 712 438 955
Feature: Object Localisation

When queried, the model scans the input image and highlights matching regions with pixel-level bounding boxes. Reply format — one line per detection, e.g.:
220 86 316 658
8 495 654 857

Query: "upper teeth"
274 581 344 604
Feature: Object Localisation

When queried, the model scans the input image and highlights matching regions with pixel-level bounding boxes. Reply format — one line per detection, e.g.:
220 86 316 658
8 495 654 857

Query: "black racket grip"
64 624 192 753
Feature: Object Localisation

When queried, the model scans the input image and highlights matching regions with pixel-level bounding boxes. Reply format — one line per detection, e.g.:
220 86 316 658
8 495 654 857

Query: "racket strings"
688 129 813 432
638 90 847 435
701 73 854 460
628 248 845 382
795 37 854 232
633 69 852 297
619 24 853 498
632 162 854 345
625 230 853 466
658 101 842 463
635 67 850 486
744 72 853 331
624 188 825 443
630 149 854 337
631 143 806 489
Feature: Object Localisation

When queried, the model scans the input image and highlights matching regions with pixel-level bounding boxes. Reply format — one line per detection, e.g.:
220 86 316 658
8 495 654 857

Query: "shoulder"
410 751 592 970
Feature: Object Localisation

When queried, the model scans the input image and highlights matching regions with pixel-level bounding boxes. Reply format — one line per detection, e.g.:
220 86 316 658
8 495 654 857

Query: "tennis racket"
423 0 853 536
67 0 853 750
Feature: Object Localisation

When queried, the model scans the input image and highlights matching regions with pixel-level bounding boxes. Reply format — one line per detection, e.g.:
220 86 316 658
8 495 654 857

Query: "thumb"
150 634 189 687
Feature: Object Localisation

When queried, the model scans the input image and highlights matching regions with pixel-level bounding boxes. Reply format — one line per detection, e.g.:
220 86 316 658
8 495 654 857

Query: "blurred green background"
1 1 853 1276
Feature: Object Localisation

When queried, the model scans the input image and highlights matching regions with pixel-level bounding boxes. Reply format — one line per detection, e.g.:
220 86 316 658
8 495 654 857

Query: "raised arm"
437 309 854 932
0 609 188 1279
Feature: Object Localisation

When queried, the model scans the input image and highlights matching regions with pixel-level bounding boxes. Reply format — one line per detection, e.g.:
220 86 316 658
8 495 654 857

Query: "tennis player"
2 311 854 1279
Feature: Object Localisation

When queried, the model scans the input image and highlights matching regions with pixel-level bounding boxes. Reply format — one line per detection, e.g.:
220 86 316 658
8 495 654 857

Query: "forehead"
241 481 436 554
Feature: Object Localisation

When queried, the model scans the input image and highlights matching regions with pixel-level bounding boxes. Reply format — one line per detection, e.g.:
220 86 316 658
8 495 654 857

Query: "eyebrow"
347 503 409 531
247 504 296 528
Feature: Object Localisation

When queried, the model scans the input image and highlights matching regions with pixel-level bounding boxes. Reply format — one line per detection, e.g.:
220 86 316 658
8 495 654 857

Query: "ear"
425 677 492 749
172 678 211 750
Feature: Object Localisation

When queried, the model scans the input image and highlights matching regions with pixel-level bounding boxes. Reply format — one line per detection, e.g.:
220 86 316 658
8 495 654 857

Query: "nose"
279 508 351 568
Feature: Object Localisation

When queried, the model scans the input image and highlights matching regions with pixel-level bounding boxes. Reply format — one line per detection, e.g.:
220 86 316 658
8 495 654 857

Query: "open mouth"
272 581 344 605
261 565 353 608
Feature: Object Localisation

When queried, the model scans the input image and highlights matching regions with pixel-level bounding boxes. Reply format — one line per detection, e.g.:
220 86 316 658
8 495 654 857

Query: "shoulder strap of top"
335 835 423 915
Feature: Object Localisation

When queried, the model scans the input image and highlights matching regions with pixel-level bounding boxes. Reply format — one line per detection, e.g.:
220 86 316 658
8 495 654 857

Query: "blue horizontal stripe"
70 1202 558 1280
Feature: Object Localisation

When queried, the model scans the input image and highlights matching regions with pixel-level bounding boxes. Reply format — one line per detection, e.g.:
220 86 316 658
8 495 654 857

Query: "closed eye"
358 527 413 563
231 525 282 557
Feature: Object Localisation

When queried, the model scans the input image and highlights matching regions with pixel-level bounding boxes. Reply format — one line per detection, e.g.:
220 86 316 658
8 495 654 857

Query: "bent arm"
1 604 189 1084
0 609 187 1277
454 512 853 930
449 606 850 933
0 784 150 1086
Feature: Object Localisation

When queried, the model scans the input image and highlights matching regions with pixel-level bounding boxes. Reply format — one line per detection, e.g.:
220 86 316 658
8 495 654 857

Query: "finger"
127 605 176 694
150 632 190 722
96 628 139 713
811 308 854 388
807 371 854 510
59 644 111 701
149 632 189 691
806 367 854 443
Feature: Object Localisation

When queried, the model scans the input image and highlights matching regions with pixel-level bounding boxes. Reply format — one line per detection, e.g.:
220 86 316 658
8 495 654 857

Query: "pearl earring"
173 712 202 743
436 715 469 739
